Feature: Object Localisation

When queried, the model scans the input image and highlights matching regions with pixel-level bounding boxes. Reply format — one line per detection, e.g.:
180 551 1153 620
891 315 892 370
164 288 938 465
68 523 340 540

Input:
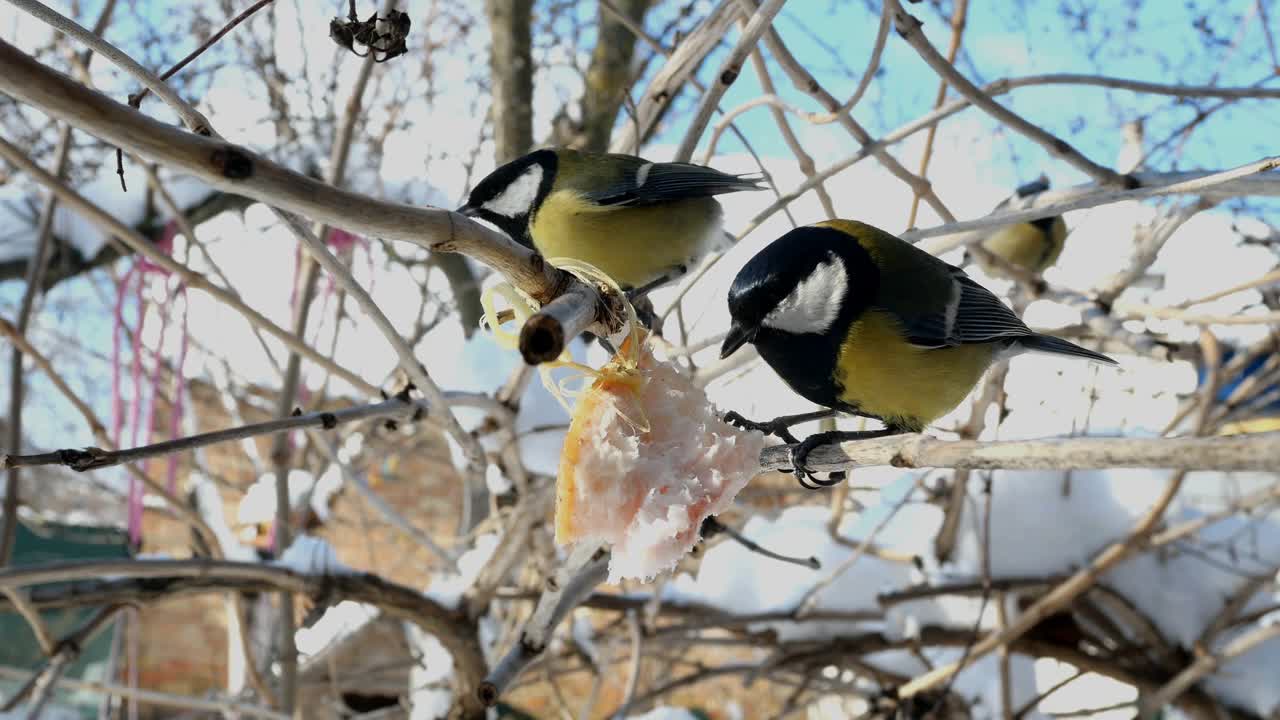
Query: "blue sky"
636 0 1279 204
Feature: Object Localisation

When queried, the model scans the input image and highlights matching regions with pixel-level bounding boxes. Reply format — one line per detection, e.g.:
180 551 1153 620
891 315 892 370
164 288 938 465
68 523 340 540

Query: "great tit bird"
457 148 763 295
720 219 1115 486
969 177 1067 278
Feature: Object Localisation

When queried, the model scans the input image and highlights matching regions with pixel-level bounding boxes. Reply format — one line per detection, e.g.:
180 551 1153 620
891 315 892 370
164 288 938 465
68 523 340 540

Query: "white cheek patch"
762 254 847 334
482 164 543 217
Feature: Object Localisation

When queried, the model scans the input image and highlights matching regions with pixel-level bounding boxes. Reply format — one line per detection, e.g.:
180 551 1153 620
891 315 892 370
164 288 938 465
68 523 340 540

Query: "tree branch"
1143 623 1280 715
908 155 1280 254
0 397 436 472
888 0 1133 188
672 0 787 162
479 544 610 707
6 0 214 134
0 315 222 552
894 333 1223 701
0 559 488 717
0 134 376 393
0 38 615 363
485 0 534 162
758 431 1280 475
609 0 739 153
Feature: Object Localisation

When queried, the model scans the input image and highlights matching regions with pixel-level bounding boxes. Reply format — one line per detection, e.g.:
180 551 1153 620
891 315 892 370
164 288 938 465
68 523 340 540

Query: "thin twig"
612 610 644 719
673 0 787 162
7 0 214 134
308 430 457 568
906 0 968 229
1143 622 1280 714
609 0 740 153
480 544 610 706
0 135 376 393
1 0 117 568
810 0 891 123
1176 268 1280 308
888 0 1132 188
0 587 54 654
0 558 488 715
703 517 821 570
794 485 916 618
909 155 1280 253
128 0 277 107
754 8 957 224
894 333 1223 701
0 663 287 718
1 126 72 568
20 603 126 718
1 398 429 472
0 315 222 552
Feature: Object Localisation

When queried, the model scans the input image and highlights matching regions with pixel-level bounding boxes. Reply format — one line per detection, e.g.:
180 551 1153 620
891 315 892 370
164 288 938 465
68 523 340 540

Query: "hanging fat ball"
720 219 1116 485
458 148 763 299
968 176 1068 278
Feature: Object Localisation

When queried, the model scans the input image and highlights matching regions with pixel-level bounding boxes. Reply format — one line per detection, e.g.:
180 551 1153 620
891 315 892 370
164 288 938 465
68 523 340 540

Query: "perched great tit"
969 177 1067 278
720 219 1116 485
458 148 763 294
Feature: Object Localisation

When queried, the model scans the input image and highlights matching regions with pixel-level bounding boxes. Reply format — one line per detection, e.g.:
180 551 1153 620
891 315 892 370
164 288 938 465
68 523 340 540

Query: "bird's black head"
720 224 878 359
1014 175 1050 199
457 149 558 247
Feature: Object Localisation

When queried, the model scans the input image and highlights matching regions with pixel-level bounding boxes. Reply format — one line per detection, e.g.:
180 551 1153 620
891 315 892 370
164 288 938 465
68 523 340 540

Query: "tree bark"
485 0 535 163
581 0 650 152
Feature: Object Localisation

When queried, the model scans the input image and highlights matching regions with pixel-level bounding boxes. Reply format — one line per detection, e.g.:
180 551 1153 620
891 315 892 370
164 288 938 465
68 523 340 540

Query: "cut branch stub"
518 281 621 364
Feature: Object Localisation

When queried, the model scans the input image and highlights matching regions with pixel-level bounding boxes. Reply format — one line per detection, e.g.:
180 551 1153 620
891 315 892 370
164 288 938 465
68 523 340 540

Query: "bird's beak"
720 321 756 359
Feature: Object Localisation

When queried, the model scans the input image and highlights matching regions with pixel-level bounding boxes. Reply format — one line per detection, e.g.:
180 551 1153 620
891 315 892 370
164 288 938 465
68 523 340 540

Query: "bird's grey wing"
585 161 763 207
895 269 1033 349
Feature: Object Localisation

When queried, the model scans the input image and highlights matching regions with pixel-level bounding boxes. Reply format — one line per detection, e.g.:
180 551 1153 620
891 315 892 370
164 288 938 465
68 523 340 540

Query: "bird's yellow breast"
529 191 721 288
980 221 1065 273
835 310 997 431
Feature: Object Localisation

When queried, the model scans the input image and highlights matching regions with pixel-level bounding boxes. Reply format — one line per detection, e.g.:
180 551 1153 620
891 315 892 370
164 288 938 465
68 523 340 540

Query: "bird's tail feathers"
1018 334 1117 365
730 172 767 192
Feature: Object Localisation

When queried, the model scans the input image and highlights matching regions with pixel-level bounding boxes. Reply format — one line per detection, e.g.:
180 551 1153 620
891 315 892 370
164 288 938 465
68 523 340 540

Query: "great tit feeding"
969 177 1067 278
720 219 1116 486
458 148 763 295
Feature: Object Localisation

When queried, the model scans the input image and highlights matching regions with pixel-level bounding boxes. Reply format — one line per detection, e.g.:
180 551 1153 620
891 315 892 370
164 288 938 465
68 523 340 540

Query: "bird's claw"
789 435 845 489
723 410 800 444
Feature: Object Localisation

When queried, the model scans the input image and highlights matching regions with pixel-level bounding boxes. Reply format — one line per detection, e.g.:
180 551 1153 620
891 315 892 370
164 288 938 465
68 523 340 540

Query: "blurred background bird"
967 176 1068 279
458 148 763 299
1198 344 1280 435
720 219 1116 485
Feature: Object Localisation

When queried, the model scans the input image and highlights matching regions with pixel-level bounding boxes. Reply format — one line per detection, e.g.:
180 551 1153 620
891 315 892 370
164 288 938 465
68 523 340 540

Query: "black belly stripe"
754 328 864 417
